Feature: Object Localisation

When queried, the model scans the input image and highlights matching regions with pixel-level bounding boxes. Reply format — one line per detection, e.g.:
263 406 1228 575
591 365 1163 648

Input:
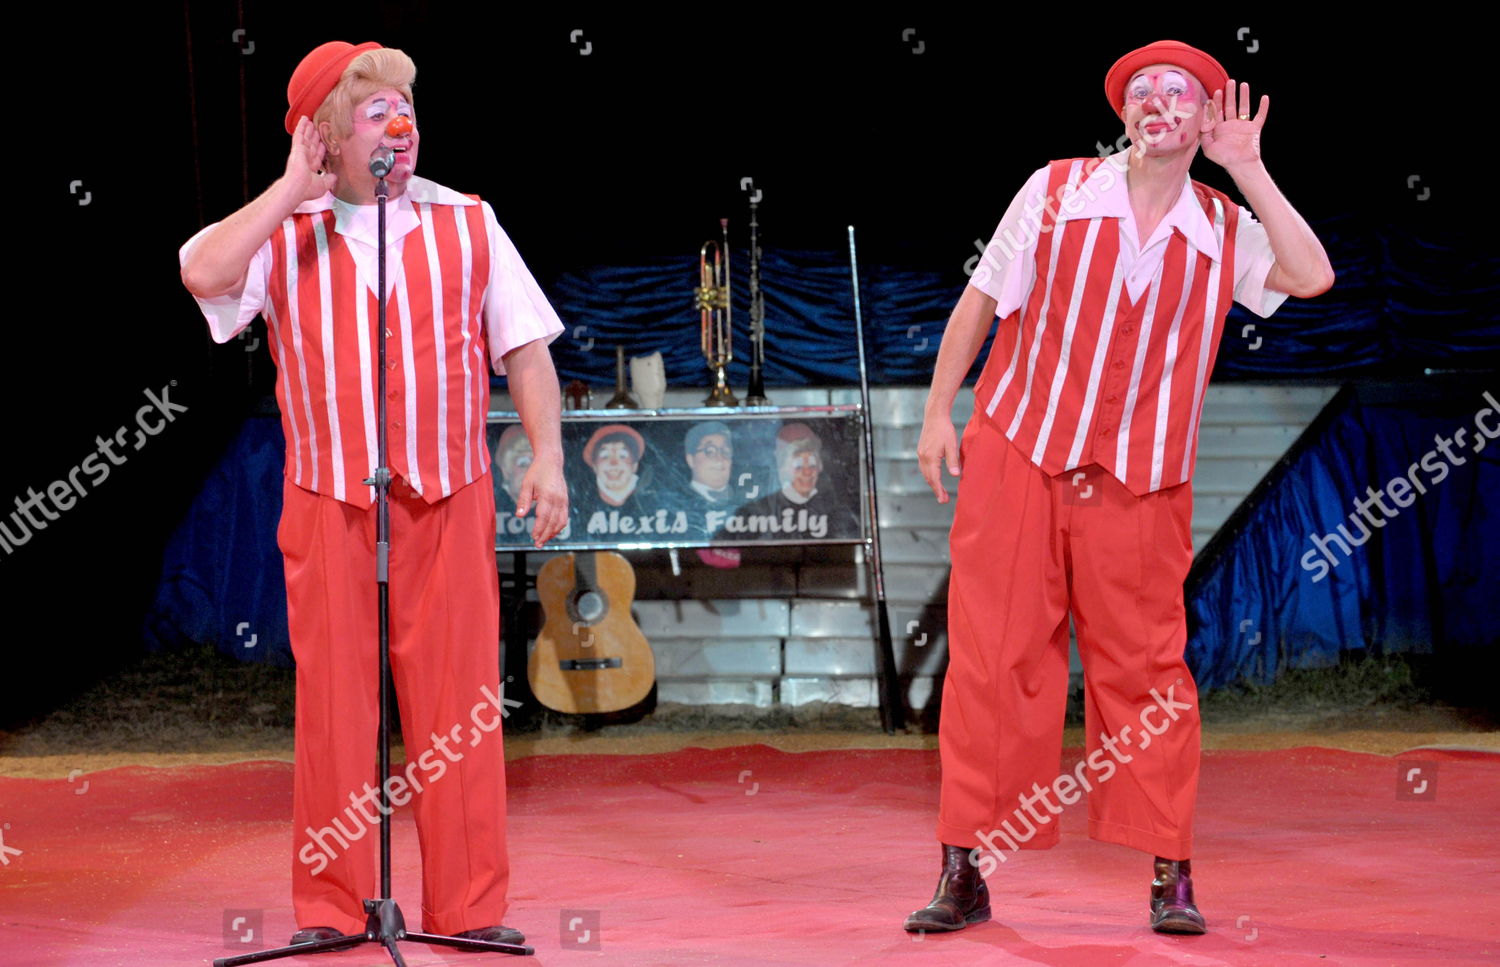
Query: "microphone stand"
215 150 531 966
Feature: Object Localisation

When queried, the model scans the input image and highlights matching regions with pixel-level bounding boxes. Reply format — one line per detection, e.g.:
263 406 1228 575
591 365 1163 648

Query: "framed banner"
487 405 868 551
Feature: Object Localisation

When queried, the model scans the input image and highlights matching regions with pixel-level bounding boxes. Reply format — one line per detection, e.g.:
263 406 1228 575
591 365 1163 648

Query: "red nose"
385 116 413 138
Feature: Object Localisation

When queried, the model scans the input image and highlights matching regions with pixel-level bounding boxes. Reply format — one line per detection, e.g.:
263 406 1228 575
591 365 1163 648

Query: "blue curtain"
540 228 1498 389
546 248 988 390
144 416 292 666
1187 384 1500 688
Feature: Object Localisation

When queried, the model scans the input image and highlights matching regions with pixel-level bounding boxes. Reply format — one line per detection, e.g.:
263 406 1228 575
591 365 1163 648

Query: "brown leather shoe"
454 925 526 945
903 844 991 932
1150 857 1206 934
289 926 347 945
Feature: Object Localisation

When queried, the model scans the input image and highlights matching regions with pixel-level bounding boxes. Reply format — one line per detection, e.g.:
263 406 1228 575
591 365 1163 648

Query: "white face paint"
1127 70 1190 105
364 97 414 122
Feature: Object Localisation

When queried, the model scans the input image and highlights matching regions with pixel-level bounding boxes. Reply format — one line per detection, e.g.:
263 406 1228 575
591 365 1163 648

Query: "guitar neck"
575 552 599 595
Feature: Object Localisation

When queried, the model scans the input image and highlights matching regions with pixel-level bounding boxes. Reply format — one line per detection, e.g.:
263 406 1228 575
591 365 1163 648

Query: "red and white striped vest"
263 199 493 508
975 158 1239 495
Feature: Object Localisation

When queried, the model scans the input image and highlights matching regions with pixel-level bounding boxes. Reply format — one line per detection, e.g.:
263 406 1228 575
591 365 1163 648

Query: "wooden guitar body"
530 551 655 714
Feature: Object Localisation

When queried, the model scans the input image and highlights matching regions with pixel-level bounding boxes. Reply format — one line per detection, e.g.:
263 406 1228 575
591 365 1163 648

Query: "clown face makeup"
1122 64 1205 158
347 88 419 184
786 449 821 498
593 441 638 488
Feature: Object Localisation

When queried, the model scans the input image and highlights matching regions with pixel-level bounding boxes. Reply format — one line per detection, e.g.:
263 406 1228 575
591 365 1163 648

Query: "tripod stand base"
406 931 532 954
212 897 533 965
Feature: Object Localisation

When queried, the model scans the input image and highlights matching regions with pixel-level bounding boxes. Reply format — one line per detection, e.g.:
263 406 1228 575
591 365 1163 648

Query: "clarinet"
745 189 770 405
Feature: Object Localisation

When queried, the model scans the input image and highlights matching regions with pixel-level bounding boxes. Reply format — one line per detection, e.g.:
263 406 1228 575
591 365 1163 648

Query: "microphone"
368 146 395 179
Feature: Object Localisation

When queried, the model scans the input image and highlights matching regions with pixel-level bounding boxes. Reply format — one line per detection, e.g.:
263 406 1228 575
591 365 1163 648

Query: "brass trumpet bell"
698 219 737 407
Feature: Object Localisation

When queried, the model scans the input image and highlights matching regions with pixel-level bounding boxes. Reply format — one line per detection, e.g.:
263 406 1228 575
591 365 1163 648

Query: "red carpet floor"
1 745 1497 966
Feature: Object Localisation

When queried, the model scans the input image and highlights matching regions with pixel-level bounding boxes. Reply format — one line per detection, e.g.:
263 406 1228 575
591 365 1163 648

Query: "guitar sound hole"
575 590 606 623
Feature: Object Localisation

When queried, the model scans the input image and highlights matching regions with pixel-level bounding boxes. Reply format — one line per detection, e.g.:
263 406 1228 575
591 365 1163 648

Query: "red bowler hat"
284 40 382 134
1104 40 1229 119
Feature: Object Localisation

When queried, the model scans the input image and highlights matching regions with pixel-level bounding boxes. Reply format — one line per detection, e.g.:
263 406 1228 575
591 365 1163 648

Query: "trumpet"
697 218 737 407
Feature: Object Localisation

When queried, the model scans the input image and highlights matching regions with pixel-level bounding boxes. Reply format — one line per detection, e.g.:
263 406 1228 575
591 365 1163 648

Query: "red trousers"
279 474 509 935
937 423 1200 860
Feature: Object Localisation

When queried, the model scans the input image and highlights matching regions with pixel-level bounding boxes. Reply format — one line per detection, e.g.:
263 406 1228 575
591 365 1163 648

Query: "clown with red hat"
180 40 569 948
907 39 1334 936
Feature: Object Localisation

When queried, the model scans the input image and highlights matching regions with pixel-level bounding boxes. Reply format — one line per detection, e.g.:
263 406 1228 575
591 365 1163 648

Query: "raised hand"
285 116 337 202
1202 79 1269 171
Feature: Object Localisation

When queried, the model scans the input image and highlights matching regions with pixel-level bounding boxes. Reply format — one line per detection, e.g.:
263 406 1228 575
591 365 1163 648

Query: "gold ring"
1238 113 1250 121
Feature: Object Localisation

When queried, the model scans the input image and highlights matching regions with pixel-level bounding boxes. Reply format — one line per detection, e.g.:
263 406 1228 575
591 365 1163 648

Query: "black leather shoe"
903 843 991 932
454 925 526 945
289 926 347 945
1150 857 1207 934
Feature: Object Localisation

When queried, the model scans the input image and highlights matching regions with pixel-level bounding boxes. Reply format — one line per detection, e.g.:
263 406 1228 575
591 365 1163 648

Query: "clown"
494 424 535 511
583 424 647 509
774 423 823 504
180 41 567 946
906 39 1333 935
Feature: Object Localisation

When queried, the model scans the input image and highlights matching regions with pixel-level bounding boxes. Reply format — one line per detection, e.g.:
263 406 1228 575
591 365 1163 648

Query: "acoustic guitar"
530 551 655 714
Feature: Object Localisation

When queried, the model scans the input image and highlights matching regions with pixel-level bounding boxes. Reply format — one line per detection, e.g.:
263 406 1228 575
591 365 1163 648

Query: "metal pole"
847 226 904 733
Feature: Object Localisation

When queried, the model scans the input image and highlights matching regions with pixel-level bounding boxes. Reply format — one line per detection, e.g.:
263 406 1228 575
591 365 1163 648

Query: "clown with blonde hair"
180 40 568 948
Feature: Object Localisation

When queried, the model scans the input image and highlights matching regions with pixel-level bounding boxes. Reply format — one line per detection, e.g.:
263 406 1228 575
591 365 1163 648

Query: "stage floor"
2 743 1497 966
